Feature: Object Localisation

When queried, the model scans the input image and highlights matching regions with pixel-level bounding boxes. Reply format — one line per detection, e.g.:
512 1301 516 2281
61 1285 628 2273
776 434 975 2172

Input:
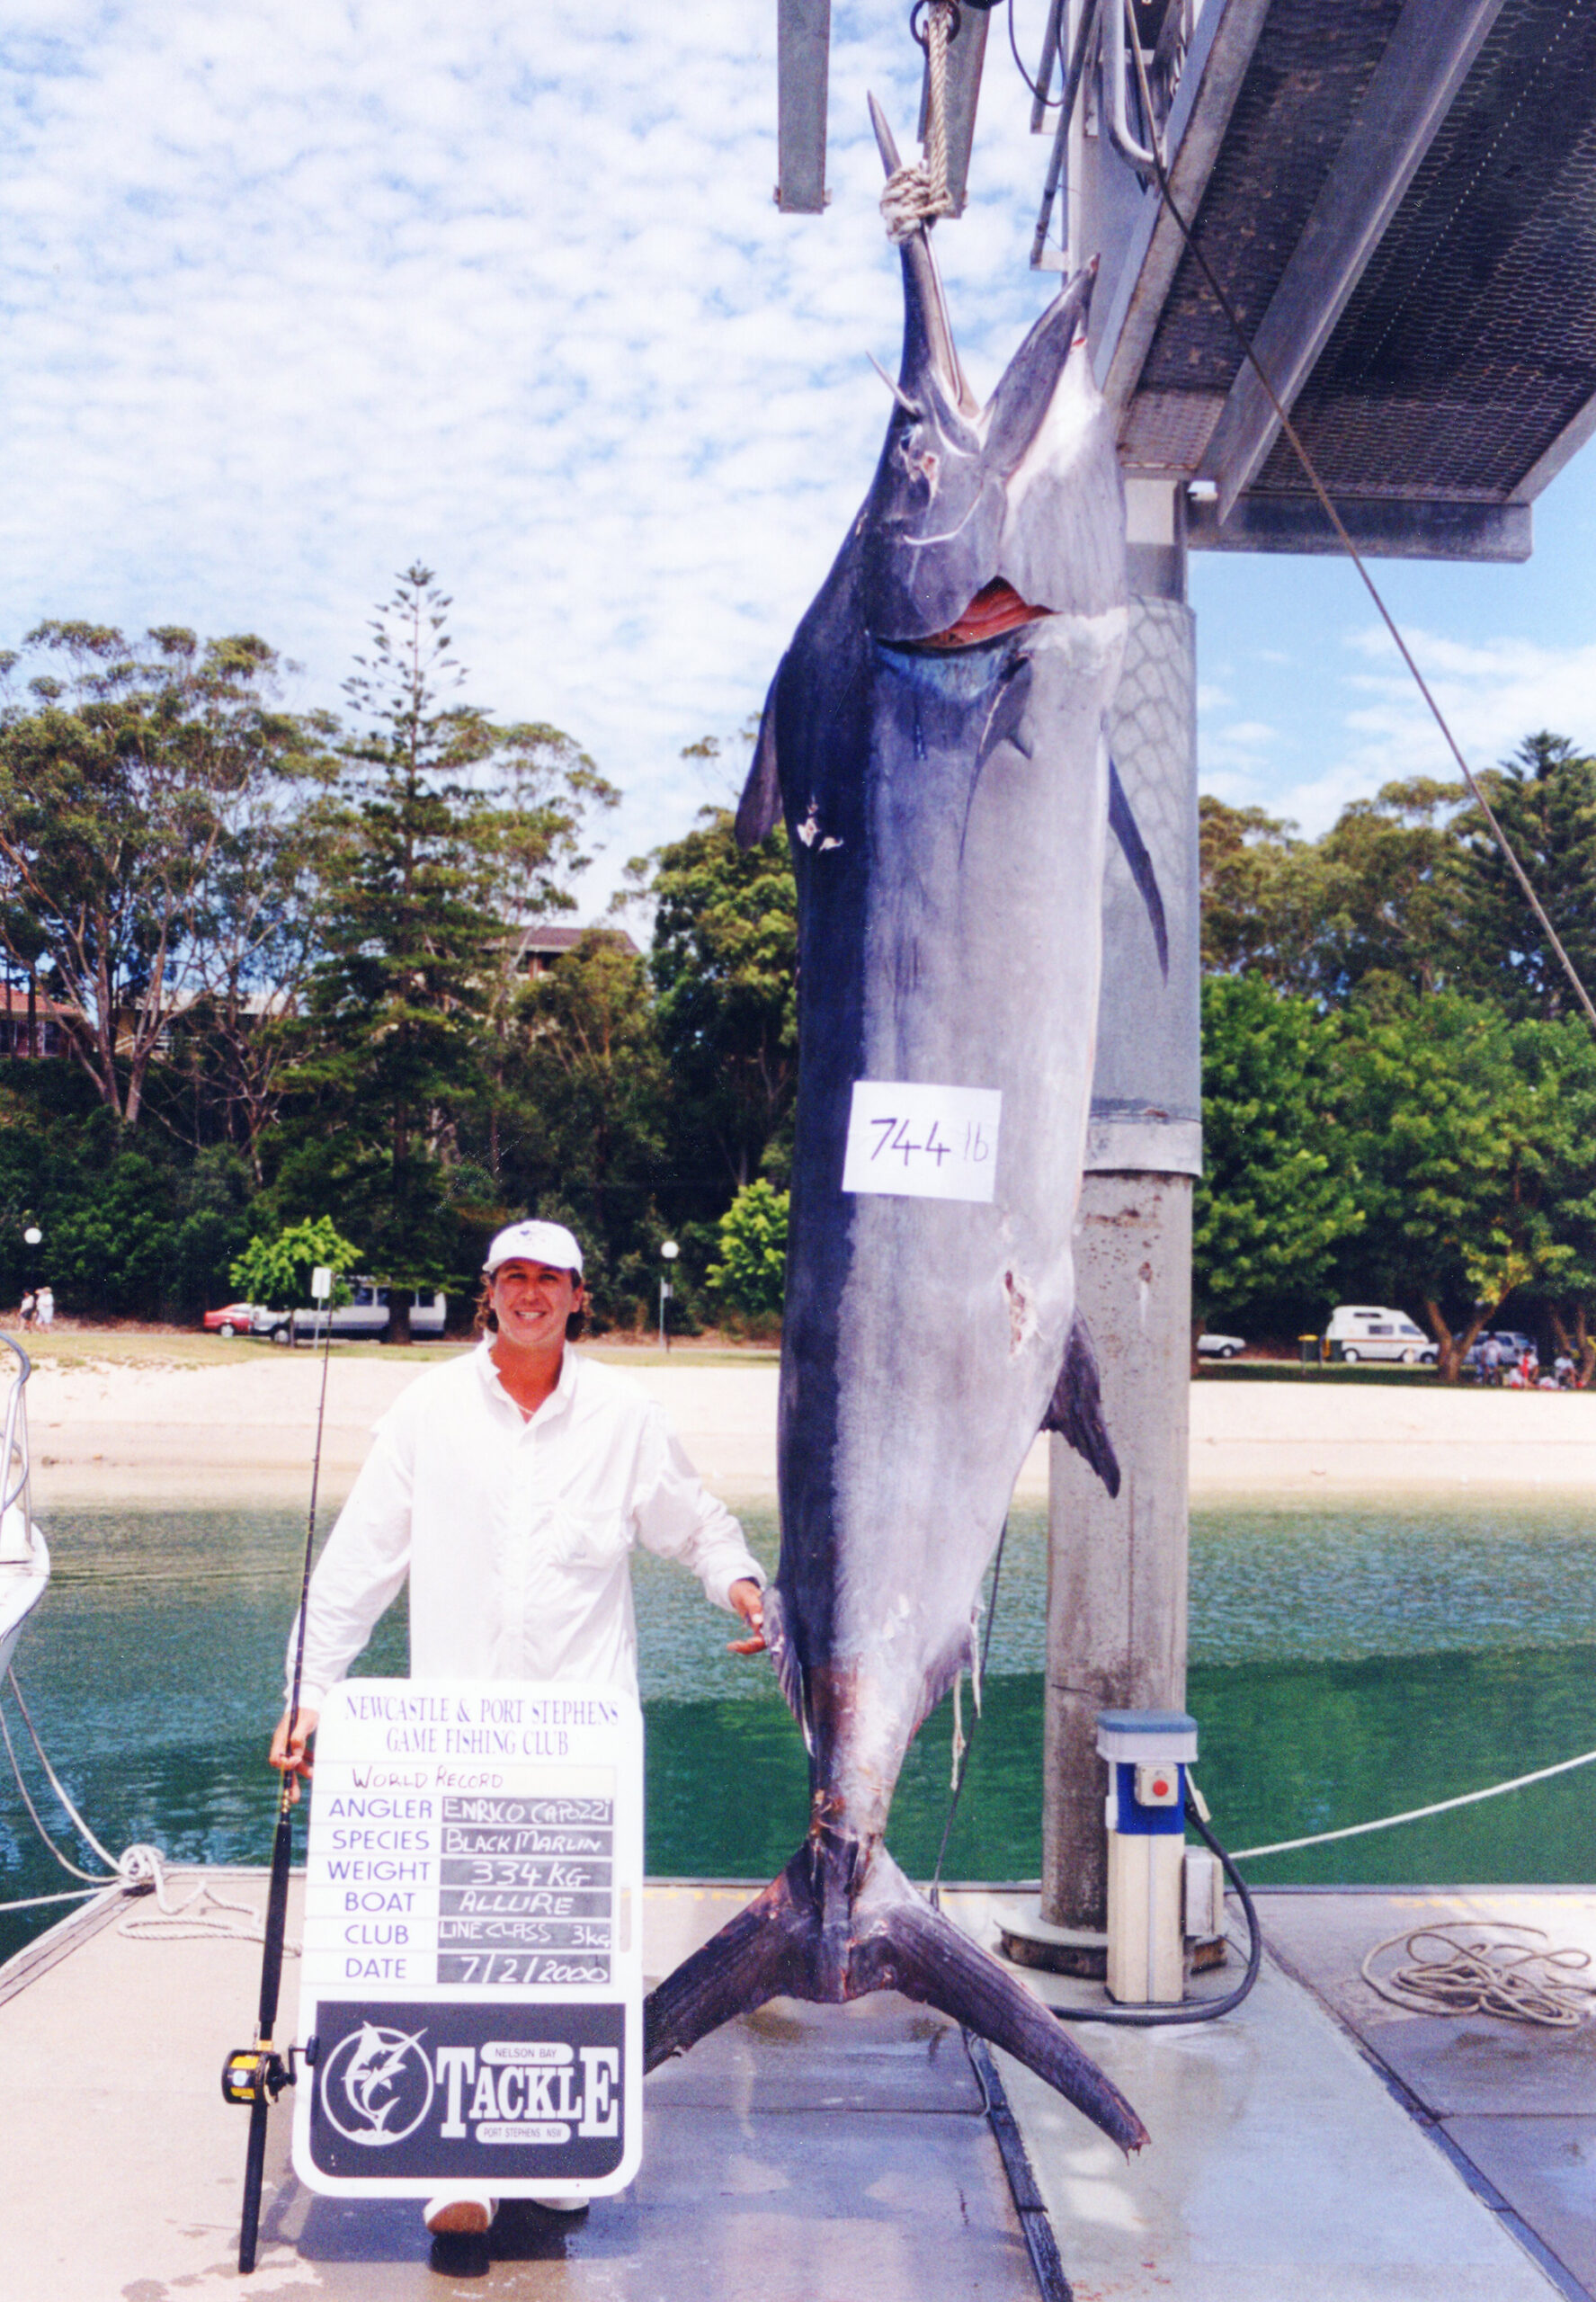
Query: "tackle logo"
318 2020 435 2146
305 1999 629 2182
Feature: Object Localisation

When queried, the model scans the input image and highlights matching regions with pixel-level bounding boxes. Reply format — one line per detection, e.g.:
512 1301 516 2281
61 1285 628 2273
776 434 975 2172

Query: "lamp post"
22 1226 41 1327
659 1240 679 1352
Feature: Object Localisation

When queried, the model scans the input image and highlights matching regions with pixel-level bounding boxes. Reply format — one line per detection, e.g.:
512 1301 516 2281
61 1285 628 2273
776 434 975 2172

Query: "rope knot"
881 0 960 240
117 1843 166 1891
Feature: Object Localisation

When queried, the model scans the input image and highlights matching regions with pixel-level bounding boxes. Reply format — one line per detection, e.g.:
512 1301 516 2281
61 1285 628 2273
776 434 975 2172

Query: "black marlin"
645 105 1154 2155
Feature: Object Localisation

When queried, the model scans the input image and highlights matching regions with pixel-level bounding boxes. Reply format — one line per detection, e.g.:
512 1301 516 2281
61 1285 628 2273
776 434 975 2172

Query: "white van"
1324 1305 1437 1365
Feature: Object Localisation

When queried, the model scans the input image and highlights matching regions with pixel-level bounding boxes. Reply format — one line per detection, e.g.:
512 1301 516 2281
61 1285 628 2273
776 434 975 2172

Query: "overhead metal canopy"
1051 0 1596 558
775 0 1596 560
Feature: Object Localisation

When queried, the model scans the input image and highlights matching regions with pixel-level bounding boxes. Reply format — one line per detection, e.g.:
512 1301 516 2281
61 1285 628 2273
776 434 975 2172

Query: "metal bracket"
1106 0 1164 181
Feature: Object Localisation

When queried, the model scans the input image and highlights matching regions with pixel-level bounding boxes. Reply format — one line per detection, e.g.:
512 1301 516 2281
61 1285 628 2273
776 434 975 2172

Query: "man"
269 1217 766 2242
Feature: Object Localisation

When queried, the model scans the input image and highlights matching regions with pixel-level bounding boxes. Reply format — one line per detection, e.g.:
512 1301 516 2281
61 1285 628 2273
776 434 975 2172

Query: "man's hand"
268 1705 320 1805
727 1578 766 1655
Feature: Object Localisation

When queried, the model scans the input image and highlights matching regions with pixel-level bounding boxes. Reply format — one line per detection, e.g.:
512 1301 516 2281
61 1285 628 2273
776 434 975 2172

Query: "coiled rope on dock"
0 1664 291 1947
1361 1923 1596 2029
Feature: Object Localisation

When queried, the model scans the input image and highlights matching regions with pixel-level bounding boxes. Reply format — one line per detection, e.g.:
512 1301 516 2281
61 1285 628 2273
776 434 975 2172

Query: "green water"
3 1495 1594 1965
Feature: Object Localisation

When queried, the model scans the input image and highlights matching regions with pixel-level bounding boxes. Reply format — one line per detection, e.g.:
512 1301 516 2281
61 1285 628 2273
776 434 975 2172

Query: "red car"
202 1302 254 1338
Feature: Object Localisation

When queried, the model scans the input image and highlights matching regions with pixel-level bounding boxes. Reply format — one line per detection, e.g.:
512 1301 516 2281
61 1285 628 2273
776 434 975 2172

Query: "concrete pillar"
1042 1173 1192 1930
1039 479 1201 1943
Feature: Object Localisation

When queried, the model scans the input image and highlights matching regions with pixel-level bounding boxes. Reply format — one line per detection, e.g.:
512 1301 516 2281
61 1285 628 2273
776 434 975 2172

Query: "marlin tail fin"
645 1838 1148 2154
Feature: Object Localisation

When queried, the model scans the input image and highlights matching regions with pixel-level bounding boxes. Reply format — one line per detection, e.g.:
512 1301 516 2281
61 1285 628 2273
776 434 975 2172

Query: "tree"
155 718 338 1177
1308 777 1467 1005
645 805 798 1192
1199 782 1469 1005
707 1180 789 1320
1192 976 1363 1332
0 623 331 1126
299 567 615 1336
231 1215 361 1308
1198 798 1319 988
491 931 670 1316
1448 734 1596 1021
1334 994 1596 1377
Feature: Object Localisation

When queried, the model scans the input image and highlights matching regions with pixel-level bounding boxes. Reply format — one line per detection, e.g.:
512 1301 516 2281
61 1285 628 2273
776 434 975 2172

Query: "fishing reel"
221 2040 300 2108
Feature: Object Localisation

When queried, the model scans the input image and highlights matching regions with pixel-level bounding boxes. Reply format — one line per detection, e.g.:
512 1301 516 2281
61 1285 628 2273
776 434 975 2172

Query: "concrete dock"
0 1875 1590 2299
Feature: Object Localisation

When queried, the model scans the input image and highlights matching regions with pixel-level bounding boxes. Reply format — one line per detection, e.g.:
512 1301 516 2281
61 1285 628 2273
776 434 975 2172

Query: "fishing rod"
220 1264 336 2277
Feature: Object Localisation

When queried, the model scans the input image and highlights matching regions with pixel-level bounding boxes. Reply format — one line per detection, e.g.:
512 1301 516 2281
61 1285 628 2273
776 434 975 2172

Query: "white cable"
0 1690 108 1882
0 1886 103 1913
1232 1743 1596 1861
6 1668 122 1872
2 1668 295 1948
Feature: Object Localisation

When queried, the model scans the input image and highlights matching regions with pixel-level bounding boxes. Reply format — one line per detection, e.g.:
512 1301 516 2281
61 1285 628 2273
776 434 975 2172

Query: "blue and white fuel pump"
1097 1709 1200 2004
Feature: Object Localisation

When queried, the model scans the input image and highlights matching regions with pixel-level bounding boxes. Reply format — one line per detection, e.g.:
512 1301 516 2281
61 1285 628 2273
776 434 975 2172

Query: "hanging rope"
1361 1923 1596 2028
882 1 963 240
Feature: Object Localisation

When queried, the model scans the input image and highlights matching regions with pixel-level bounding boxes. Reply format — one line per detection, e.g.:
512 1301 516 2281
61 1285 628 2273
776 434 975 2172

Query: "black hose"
1051 1789 1262 2027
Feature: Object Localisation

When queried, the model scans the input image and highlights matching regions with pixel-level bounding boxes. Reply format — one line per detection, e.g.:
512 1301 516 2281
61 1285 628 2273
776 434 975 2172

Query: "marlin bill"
644 102 1161 2156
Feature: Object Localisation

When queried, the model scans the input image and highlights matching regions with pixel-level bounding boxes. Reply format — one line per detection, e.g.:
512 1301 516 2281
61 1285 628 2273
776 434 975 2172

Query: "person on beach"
17 1292 34 1331
34 1286 52 1330
267 1216 766 2243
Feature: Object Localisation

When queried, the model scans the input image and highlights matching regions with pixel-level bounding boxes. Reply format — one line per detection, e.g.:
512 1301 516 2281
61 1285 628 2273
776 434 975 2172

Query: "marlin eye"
894 433 939 489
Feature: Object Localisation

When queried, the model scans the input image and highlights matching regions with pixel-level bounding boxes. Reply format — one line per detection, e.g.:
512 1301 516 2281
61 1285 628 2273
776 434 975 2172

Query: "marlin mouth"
916 579 1048 651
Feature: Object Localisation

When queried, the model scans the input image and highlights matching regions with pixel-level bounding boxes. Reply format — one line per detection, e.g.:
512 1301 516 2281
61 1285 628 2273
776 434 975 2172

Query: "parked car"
202 1302 255 1338
1324 1305 1438 1364
255 1280 448 1346
1464 1330 1538 1371
1197 1332 1246 1360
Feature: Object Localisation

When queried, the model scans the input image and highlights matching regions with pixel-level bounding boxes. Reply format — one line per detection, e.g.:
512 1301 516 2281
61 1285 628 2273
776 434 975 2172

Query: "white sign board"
841 1080 1003 1202
292 1676 643 2198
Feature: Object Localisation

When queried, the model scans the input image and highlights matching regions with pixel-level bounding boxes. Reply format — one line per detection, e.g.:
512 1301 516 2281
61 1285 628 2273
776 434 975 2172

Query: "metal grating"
1253 0 1596 498
1134 0 1407 394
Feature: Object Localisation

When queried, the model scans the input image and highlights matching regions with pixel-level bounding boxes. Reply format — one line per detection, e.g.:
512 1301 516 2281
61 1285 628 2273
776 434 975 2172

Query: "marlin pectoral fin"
762 1588 811 1749
1041 1311 1120 1496
1108 757 1169 981
736 672 783 851
977 656 1032 765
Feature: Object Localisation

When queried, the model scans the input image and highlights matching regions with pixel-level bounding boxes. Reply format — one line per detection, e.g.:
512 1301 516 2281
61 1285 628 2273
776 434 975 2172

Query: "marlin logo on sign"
320 2022 434 2146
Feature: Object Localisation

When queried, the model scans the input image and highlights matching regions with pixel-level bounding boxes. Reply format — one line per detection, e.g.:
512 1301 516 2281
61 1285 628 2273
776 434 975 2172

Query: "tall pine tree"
299 566 613 1334
1450 733 1596 1020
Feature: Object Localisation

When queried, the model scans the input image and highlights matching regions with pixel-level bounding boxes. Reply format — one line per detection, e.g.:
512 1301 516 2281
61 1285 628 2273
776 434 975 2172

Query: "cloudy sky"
4 1 1596 906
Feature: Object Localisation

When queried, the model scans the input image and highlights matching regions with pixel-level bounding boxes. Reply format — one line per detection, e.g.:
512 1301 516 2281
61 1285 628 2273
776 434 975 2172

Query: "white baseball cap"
484 1219 584 1278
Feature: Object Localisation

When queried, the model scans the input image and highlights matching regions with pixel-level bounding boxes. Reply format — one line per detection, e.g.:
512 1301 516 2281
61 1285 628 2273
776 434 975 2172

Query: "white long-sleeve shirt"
286 1342 763 1707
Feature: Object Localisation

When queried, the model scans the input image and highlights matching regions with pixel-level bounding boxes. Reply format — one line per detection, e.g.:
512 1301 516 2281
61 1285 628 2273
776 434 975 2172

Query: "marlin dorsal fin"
1041 1311 1120 1496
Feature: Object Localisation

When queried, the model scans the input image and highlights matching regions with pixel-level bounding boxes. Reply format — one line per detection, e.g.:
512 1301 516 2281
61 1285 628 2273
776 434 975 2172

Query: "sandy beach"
17 1344 1596 1508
